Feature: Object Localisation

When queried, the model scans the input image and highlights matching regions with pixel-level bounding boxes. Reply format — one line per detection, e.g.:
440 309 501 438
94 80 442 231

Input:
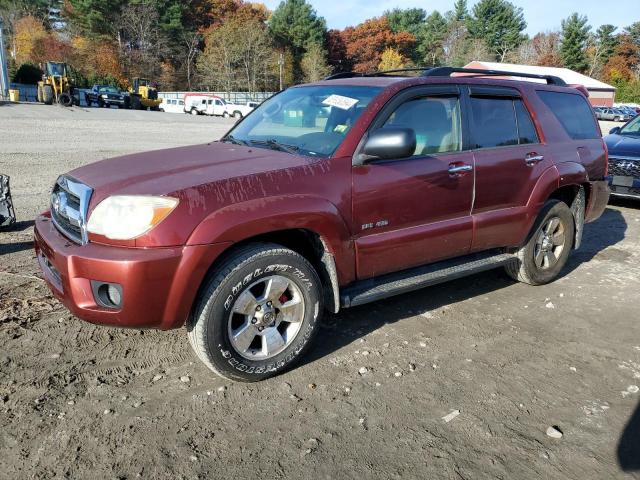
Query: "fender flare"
186 194 355 290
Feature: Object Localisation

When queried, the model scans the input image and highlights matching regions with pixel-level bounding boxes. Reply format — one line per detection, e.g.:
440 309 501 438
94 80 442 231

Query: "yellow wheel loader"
128 78 162 110
37 62 75 107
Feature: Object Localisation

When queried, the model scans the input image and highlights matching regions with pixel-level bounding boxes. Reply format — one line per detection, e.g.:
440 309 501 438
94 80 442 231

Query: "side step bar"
340 250 515 308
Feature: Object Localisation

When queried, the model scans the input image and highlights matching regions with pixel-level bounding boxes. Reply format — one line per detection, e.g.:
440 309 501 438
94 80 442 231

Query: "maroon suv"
34 67 610 381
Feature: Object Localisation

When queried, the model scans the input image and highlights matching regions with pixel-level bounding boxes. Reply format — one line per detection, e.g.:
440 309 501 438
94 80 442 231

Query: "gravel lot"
1 104 639 479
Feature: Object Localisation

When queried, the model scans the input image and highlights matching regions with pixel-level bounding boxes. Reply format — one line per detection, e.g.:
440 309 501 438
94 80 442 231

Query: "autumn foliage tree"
342 17 415 73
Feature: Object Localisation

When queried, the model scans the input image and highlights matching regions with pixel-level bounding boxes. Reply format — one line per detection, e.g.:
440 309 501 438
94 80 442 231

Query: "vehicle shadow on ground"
0 241 33 256
4 220 35 232
618 401 640 472
304 203 629 367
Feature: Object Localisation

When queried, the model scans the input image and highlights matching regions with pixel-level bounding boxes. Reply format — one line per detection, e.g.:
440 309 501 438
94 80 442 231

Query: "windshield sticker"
323 94 359 110
333 124 348 133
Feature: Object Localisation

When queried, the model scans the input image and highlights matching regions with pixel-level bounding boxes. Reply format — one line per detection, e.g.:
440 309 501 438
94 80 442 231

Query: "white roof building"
465 61 616 106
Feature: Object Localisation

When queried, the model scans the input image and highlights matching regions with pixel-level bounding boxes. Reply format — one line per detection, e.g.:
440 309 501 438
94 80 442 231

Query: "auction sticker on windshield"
323 94 359 110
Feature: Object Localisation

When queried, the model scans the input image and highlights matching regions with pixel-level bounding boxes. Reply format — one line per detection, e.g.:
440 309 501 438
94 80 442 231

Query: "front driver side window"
382 96 462 157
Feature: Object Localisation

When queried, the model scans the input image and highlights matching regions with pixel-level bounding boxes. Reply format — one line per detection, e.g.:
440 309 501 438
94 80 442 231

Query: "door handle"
448 164 473 174
525 154 544 165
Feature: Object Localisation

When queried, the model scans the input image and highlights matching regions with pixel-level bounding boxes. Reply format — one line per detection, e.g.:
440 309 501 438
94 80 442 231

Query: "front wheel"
223 111 230 118
234 111 242 119
505 200 575 285
187 243 323 382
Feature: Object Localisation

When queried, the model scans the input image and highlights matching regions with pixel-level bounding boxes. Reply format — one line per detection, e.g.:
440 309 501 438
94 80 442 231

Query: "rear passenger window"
514 100 539 144
382 96 462 156
537 91 599 140
470 97 519 148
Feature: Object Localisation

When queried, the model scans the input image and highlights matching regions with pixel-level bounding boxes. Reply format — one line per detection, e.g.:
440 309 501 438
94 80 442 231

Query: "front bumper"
606 176 640 199
34 213 230 330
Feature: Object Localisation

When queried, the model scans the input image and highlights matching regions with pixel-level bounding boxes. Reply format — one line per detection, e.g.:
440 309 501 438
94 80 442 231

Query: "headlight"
87 195 178 240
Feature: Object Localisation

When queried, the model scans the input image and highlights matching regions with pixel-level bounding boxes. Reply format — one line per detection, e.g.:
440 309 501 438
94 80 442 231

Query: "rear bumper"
34 214 230 330
585 180 611 223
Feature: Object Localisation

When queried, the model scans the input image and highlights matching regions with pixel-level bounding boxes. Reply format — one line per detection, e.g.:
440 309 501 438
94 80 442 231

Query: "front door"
352 86 475 279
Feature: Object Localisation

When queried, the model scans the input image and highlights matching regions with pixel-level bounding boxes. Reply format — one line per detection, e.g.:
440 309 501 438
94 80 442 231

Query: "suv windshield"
224 85 382 157
618 115 640 136
98 86 119 94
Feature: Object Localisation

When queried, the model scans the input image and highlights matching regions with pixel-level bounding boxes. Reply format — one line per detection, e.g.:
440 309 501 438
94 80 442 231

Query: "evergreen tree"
560 13 590 72
418 11 448 66
385 7 426 37
268 0 326 59
453 0 468 22
467 0 526 62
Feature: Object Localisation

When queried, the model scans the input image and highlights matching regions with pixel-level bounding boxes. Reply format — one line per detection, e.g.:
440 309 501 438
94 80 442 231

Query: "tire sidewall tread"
506 200 575 285
187 243 322 382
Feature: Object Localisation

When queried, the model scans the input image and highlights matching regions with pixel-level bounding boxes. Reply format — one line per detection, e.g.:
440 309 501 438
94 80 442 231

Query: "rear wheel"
234 111 242 119
187 243 323 382
505 200 574 285
191 108 198 115
58 92 73 107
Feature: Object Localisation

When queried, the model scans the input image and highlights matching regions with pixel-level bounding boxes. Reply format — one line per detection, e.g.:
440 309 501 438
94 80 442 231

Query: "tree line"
0 0 639 101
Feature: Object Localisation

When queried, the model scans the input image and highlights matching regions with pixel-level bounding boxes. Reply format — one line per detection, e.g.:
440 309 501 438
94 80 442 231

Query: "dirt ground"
1 104 639 479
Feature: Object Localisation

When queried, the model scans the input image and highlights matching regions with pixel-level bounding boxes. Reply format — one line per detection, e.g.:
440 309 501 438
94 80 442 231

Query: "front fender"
186 194 355 284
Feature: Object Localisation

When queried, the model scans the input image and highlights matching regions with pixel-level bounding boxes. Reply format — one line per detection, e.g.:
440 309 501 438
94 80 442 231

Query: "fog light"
91 281 123 309
107 284 121 306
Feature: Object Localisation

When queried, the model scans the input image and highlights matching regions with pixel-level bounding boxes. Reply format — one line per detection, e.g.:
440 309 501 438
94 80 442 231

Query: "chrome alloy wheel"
227 275 305 360
534 216 566 270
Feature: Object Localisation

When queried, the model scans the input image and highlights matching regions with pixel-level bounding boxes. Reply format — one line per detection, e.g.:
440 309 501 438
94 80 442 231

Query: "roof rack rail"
324 68 431 80
422 67 567 86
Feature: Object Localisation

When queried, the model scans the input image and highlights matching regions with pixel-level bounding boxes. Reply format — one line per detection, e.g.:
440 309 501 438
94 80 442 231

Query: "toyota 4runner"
34 67 610 382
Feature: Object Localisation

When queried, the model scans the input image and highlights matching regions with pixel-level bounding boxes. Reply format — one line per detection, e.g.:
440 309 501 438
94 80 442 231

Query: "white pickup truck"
205 97 255 118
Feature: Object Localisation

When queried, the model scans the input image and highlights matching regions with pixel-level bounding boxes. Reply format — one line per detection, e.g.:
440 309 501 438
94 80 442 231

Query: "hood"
70 142 311 206
605 134 640 157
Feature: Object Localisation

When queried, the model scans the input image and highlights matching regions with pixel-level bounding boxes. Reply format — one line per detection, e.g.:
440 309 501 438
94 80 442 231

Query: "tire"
98 98 104 108
58 92 73 107
37 85 43 103
223 111 230 118
505 200 575 286
187 243 323 382
234 111 242 119
43 85 54 105
191 108 198 115
131 95 141 110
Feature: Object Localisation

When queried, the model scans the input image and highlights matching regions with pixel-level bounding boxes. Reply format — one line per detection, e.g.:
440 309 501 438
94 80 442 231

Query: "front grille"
609 156 640 178
50 175 93 244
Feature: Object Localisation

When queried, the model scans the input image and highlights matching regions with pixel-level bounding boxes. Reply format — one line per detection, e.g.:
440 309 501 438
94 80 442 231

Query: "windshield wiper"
251 139 300 155
222 135 251 147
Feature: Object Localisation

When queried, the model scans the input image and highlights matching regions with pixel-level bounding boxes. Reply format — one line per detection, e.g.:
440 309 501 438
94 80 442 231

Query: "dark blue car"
605 116 640 199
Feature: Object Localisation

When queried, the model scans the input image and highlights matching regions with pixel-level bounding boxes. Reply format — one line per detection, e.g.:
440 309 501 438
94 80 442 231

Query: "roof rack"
324 68 430 80
422 67 567 86
325 66 568 86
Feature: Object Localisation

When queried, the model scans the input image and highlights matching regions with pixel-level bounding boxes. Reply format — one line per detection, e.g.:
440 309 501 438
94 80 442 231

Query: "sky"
261 0 639 35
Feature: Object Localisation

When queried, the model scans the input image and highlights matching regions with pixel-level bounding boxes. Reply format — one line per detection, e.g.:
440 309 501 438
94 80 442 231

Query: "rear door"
466 86 551 251
351 85 475 279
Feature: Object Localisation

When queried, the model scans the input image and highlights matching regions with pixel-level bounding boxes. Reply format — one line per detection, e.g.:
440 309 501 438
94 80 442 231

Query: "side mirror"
609 127 621 135
358 127 416 163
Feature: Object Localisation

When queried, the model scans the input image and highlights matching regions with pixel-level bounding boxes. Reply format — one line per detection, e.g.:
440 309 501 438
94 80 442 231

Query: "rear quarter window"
537 90 599 140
